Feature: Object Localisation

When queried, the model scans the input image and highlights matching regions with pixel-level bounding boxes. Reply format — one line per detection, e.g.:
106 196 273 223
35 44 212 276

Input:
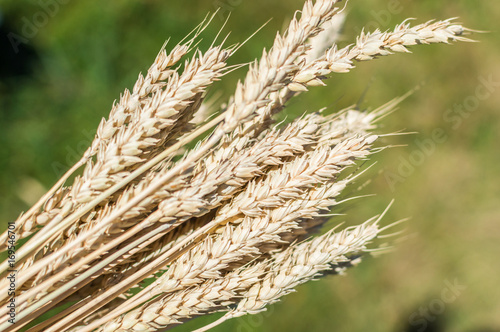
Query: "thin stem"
24 297 91 332
192 313 232 332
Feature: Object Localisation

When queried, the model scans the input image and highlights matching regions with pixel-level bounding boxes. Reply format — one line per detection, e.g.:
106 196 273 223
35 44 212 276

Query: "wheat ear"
0 29 200 249
196 214 386 332
97 213 383 332
32 15 471 332
19 4 344 331
92 130 376 332
19 112 321 297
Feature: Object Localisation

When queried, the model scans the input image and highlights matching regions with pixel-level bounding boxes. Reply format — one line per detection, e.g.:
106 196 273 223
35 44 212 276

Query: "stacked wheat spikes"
0 1 472 331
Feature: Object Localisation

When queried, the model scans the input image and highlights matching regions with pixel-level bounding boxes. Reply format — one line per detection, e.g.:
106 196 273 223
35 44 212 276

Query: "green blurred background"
0 0 499 331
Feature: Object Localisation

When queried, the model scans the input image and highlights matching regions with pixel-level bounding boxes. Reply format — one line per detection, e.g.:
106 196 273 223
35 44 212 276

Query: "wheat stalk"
16 4 347 331
0 1 474 331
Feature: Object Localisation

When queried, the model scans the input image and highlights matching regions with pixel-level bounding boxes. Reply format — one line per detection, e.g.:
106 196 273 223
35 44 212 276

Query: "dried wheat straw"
0 1 475 330
23 4 346 331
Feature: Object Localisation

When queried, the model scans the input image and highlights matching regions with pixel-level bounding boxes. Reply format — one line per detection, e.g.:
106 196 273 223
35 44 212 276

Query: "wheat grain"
306 11 346 62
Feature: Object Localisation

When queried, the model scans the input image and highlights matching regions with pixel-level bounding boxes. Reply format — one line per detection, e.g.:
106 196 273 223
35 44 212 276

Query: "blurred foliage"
0 0 499 331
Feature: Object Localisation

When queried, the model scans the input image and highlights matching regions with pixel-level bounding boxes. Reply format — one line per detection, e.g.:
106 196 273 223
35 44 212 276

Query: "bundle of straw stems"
0 0 472 331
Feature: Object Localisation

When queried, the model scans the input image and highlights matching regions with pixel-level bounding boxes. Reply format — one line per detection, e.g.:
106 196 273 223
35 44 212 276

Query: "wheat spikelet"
306 11 346 62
